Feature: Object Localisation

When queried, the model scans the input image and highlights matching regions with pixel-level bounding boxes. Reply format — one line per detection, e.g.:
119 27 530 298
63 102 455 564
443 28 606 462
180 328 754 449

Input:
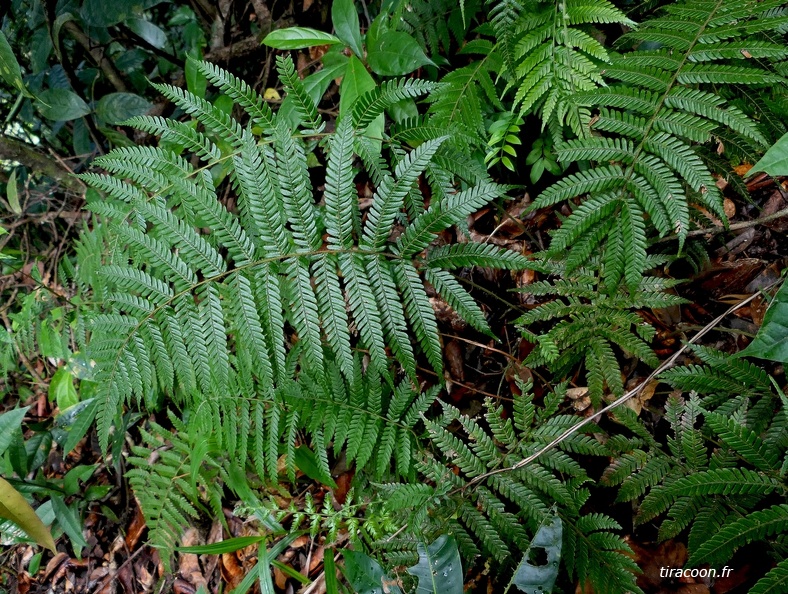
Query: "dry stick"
466 284 778 487
655 205 788 244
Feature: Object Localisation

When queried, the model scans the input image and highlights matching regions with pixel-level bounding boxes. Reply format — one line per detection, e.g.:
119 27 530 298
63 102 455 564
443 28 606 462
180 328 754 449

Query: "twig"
466 283 779 486
654 205 788 244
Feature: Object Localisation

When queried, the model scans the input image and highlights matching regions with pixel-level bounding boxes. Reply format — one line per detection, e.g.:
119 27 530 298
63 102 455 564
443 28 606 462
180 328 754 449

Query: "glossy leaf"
51 496 88 557
0 30 31 96
262 28 343 50
125 18 168 49
513 515 562 594
49 367 79 411
332 0 363 58
56 398 97 455
367 31 435 76
0 477 56 553
343 550 403 594
748 132 788 177
740 280 788 363
406 535 463 594
37 89 90 121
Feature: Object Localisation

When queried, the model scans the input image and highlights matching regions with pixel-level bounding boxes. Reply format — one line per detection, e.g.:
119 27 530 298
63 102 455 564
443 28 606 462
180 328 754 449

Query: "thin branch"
62 20 128 93
0 135 85 193
654 205 788 244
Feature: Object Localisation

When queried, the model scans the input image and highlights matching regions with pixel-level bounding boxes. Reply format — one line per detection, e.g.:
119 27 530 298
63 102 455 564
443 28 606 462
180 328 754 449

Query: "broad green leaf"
406 535 463 594
186 52 207 100
0 477 56 553
513 515 562 594
81 0 128 27
367 31 435 76
0 30 31 96
343 550 403 594
332 0 363 58
6 169 21 215
176 535 265 554
51 496 87 558
125 18 168 49
37 89 90 121
748 132 788 177
339 55 383 142
339 55 375 117
97 93 152 125
262 28 343 50
56 398 97 455
49 367 79 411
740 280 788 363
63 465 97 496
0 407 29 458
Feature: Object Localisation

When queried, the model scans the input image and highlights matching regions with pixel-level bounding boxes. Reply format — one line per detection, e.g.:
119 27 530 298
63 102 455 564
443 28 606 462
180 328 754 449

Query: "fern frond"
689 504 788 566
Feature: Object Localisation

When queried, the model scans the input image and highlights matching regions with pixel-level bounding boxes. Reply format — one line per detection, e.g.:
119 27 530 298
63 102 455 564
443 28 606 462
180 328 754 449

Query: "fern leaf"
690 504 788 566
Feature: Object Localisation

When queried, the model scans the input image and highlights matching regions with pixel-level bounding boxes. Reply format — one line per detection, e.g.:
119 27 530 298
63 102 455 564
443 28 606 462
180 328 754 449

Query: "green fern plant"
529 0 786 286
517 259 685 406
78 57 527 455
604 347 788 592
508 0 635 138
377 384 642 592
75 58 532 562
126 412 225 564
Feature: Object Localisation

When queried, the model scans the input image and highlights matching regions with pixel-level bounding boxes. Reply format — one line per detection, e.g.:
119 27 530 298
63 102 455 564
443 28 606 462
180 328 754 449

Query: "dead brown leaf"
125 503 146 550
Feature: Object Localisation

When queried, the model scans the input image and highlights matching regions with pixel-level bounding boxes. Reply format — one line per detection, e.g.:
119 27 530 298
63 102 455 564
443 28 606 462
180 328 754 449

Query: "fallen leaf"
445 340 465 382
733 163 752 177
125 503 146 550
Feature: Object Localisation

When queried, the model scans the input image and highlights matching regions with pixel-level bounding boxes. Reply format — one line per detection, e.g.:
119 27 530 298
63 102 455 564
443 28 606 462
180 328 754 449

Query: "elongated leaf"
37 89 90 121
51 496 88 557
749 132 788 177
6 169 20 214
0 477 56 553
513 515 562 593
406 535 463 594
49 368 79 411
96 93 152 124
740 280 788 363
0 30 31 96
176 535 265 554
0 407 28 458
343 550 403 594
262 28 342 50
332 0 363 58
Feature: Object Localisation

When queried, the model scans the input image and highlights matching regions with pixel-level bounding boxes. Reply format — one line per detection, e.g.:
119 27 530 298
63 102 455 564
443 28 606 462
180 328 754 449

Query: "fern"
606 351 788 592
379 388 641 592
126 413 224 564
517 261 683 405
509 0 635 138
529 0 786 284
79 59 527 455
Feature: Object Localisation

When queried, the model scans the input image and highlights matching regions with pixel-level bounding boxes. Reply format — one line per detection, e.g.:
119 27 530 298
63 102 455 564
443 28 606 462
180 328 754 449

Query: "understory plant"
2 0 788 591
